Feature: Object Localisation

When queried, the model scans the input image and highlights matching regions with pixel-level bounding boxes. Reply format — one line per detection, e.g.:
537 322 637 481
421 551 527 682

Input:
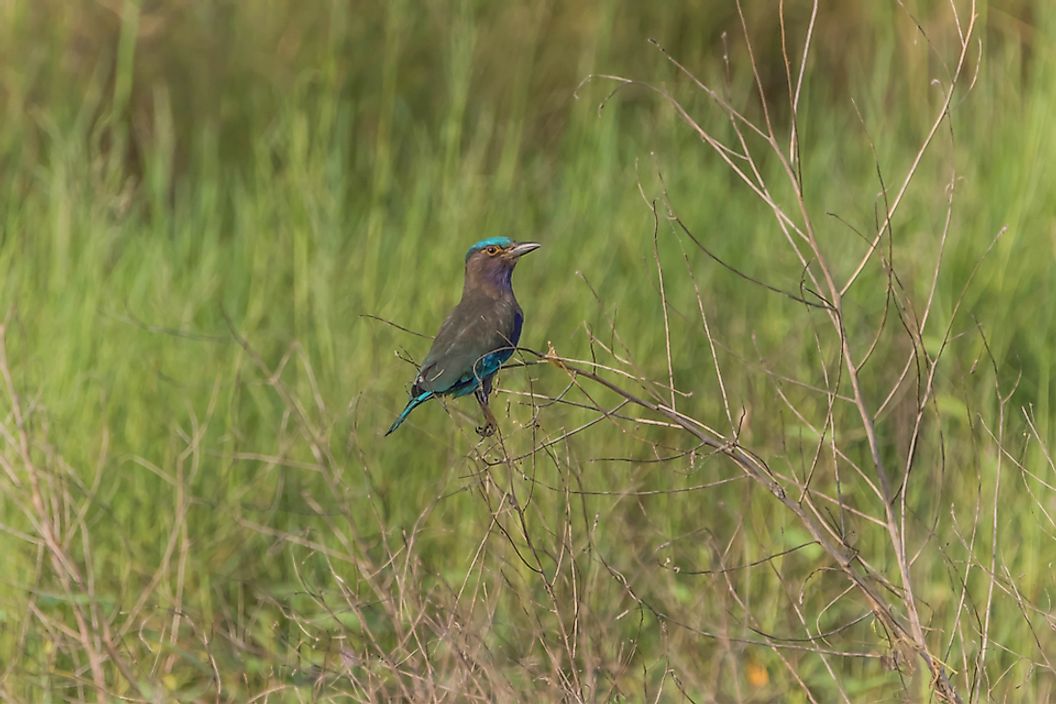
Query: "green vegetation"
0 1 1053 701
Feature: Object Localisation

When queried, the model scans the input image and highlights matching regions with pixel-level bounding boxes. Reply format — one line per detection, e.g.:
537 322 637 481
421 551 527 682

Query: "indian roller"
386 236 541 436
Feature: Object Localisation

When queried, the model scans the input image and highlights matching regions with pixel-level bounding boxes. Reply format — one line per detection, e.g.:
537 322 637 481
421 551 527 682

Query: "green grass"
0 1 1054 701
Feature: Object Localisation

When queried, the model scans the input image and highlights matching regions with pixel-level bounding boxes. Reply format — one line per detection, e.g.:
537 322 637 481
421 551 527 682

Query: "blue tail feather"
385 390 433 436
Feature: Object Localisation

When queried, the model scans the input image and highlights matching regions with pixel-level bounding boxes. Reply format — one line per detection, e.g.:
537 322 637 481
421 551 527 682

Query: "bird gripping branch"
386 236 541 437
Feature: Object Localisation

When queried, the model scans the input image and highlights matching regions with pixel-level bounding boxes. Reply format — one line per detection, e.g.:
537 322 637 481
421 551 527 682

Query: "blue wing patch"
449 347 514 397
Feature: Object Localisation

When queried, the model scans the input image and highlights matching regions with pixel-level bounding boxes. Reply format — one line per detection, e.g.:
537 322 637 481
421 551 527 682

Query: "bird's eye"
485 246 500 255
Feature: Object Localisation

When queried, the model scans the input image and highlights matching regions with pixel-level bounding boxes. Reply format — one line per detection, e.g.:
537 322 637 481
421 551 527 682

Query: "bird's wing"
414 296 521 394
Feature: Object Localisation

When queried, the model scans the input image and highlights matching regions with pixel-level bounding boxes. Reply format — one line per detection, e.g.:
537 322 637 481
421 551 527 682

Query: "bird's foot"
475 422 496 437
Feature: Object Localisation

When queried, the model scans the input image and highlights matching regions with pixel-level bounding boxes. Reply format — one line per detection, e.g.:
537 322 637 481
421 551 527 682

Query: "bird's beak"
507 241 542 259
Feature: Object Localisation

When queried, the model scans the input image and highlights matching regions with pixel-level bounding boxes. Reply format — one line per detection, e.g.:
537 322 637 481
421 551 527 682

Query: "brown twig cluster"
571 1 979 700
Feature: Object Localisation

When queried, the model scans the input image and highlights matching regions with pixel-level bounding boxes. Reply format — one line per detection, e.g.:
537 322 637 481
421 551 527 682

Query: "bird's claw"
476 422 496 437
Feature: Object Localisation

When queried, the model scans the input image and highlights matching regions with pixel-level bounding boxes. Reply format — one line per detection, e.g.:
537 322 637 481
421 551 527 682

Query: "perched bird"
386 236 541 436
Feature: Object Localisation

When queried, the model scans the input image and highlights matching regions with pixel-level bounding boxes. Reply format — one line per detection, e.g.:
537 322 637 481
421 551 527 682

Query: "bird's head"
463 236 541 293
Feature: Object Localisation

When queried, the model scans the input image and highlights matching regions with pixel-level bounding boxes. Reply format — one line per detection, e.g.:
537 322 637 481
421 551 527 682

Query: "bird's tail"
385 390 433 436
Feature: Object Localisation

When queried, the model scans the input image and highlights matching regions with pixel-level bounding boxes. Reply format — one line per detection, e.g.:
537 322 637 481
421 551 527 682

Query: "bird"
385 236 541 437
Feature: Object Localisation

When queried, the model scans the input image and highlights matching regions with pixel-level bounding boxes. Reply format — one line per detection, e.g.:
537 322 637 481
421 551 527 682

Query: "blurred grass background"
0 0 1053 701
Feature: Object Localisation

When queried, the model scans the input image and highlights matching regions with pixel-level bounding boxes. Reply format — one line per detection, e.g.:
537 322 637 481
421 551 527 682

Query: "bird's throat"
464 262 514 298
